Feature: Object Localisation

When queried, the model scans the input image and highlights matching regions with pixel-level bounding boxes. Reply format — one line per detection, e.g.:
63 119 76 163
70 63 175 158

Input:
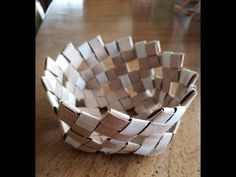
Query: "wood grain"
36 0 200 176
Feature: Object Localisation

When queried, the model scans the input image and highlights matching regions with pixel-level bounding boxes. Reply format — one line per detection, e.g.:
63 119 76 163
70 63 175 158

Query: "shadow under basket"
41 35 198 156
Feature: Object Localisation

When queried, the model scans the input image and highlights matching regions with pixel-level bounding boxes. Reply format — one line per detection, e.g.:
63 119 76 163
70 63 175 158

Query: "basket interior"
42 36 198 119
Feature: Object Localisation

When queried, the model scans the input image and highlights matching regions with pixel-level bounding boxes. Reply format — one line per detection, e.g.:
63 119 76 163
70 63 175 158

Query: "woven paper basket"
41 35 198 156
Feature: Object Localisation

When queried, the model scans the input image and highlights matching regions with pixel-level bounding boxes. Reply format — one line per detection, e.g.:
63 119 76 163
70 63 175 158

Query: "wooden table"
36 0 200 176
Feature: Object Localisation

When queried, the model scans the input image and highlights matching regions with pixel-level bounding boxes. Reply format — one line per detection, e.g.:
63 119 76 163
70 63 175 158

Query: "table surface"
36 0 200 176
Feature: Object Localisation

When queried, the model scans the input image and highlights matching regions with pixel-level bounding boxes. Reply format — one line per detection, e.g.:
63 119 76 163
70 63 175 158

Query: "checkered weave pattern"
41 35 198 156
